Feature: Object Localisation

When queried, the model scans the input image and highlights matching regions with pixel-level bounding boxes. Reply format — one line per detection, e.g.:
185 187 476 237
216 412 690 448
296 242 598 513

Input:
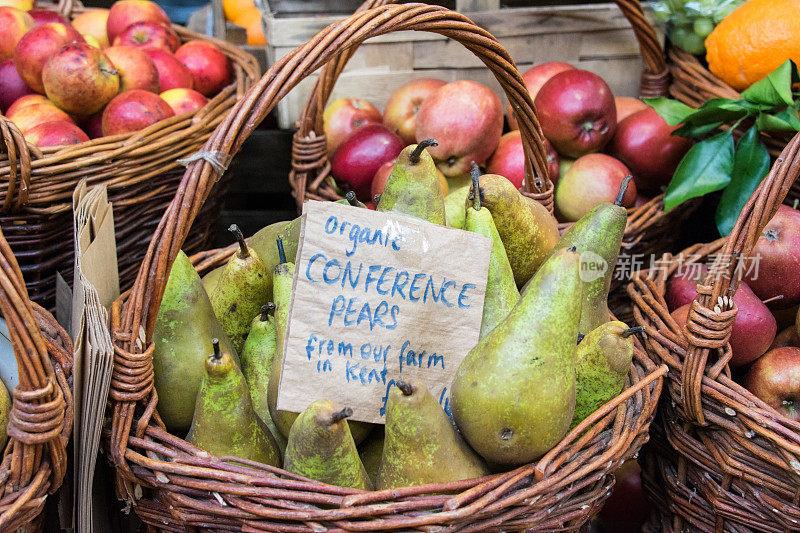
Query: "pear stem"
621 326 645 338
614 175 633 206
761 294 784 305
276 237 286 264
395 380 414 396
409 139 438 164
329 407 353 424
260 303 275 321
345 191 359 206
211 338 221 360
229 224 249 258
470 162 481 211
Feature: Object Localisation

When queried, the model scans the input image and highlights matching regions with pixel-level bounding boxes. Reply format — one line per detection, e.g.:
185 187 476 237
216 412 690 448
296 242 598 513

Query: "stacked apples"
0 0 232 148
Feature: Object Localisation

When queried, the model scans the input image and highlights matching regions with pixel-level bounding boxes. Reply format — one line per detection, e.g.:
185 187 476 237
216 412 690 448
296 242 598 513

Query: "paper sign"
277 200 491 424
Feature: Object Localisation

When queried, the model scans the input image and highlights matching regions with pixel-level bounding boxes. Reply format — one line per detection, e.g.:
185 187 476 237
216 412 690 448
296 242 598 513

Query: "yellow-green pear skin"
284 400 373 490
0 382 9 450
444 186 470 229
186 342 281 467
202 266 223 295
210 225 271 352
451 248 581 465
473 174 559 287
377 141 445 224
240 305 287 452
153 251 239 435
358 427 384 487
376 380 489 489
571 321 635 429
464 168 519 338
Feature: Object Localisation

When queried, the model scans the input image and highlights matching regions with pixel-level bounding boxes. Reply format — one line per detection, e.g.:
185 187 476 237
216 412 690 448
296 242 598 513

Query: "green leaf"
715 126 770 236
755 108 800 132
672 121 724 138
664 130 735 212
682 98 755 126
741 60 797 106
643 97 695 126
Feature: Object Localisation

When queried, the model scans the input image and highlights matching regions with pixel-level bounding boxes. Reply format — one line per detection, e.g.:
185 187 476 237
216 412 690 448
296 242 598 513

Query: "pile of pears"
152 141 641 489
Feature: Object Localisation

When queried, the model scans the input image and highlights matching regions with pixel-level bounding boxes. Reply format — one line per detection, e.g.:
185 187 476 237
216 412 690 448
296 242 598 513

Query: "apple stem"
373 194 381 205
395 380 414 396
792 198 799 210
761 294 784 305
409 139 438 164
229 224 249 258
621 326 645 338
260 303 275 321
615 175 633 206
345 191 359 207
329 407 353 425
470 162 481 210
276 238 286 265
211 338 221 360
577 332 585 345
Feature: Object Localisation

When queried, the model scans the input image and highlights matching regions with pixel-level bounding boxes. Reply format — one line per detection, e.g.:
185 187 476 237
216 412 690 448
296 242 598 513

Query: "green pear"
210 224 271 352
464 164 519 338
531 176 631 336
571 322 640 429
153 251 239 435
240 303 287 452
473 173 560 287
358 427 384 487
284 400 373 490
444 186 470 229
187 339 281 467
451 247 582 465
377 139 445 224
377 380 489 489
0 382 9 450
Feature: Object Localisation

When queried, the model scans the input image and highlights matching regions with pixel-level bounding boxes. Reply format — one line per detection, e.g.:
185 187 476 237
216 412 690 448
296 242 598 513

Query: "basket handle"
289 0 554 211
612 0 670 97
0 116 38 211
680 132 800 425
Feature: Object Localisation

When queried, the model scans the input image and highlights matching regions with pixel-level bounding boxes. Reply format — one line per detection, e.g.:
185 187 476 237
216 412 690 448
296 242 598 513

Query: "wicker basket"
0 0 259 308
0 226 73 531
627 129 800 531
106 4 667 531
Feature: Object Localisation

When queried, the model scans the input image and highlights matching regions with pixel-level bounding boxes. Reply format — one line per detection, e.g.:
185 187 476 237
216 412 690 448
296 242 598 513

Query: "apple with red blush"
113 20 180 52
555 153 635 221
42 42 120 115
14 22 84 93
106 0 170 44
744 347 800 422
323 97 382 156
101 89 174 135
24 120 89 147
145 48 193 90
506 61 575 131
0 59 35 112
330 124 403 202
104 45 159 93
0 6 34 61
382 77 445 145
160 88 207 115
174 40 232 97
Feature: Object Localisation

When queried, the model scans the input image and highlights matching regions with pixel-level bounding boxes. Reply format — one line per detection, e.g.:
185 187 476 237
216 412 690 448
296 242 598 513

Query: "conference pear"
186 339 281 467
210 224 271 352
473 173 559 286
153 250 239 435
571 321 640 429
0 382 9 450
377 139 446 224
358 427 384 487
240 303 287 452
284 400 373 490
451 247 581 465
464 164 519 338
444 186 470 229
377 379 489 489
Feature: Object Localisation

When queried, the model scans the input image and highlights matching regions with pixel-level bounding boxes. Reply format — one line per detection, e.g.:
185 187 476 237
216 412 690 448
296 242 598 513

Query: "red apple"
771 326 800 350
323 97 382 157
330 124 404 201
370 157 448 200
506 61 576 130
7 100 74 133
72 9 110 49
13 23 84 94
0 0 33 10
145 47 192 90
5 93 48 116
665 263 707 311
174 40 232 98
0 59 35 112
42 42 119 115
106 0 170 44
415 80 503 177
597 460 648 533
382 77 445 145
101 89 174 135
24 120 89 147
609 107 692 195
535 69 616 158
615 96 649 123
744 347 800 421
0 6 34 61
113 20 180 52
743 205 800 309
28 9 69 26
160 87 207 115
104 45 158 93
555 153 635 221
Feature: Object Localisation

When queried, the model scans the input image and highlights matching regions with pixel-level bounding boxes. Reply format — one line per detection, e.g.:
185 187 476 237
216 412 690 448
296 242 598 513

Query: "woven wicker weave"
627 130 800 531
105 5 667 531
0 225 73 531
0 0 259 308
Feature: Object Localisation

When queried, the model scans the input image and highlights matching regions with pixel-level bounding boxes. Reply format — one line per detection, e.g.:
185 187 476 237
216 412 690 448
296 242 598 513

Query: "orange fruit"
706 0 800 91
222 0 254 22
233 6 264 46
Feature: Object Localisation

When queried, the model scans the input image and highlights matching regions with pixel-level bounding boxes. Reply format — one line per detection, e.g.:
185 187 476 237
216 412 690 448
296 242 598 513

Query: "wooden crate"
259 1 661 129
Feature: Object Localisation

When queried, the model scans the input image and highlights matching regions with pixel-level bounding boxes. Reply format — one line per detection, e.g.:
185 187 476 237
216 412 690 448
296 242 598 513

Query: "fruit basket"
106 4 667 531
627 130 800 531
0 0 259 307
0 225 73 530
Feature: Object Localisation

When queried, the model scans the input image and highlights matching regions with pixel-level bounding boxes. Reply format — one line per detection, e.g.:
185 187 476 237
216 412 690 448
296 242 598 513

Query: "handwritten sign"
277 200 491 424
